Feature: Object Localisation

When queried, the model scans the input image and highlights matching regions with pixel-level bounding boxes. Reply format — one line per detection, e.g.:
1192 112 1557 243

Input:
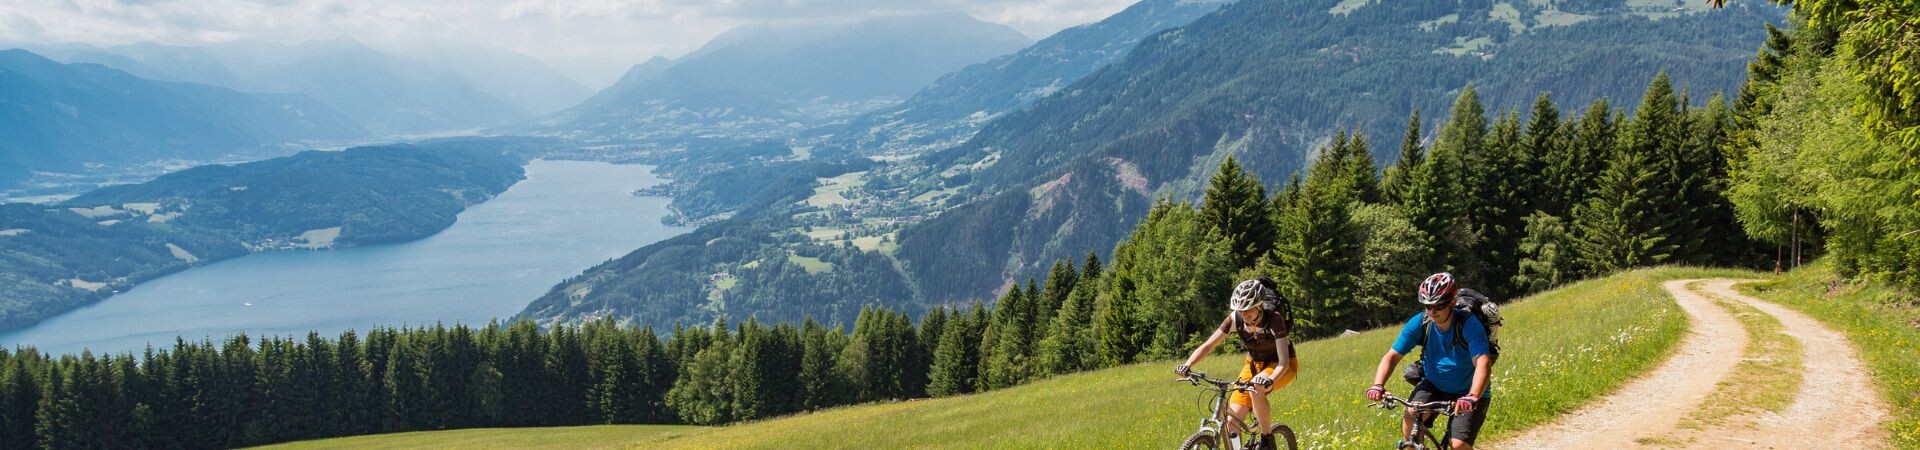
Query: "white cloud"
0 0 1136 88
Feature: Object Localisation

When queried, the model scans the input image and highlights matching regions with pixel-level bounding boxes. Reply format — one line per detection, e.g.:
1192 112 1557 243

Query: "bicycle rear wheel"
1179 431 1219 450
1272 425 1298 450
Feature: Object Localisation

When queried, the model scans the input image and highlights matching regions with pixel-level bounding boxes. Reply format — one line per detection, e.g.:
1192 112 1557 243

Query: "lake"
0 160 688 355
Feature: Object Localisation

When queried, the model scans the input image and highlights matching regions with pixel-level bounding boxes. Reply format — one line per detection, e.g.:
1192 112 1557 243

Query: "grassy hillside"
1740 260 1920 448
252 425 700 450
651 267 1755 448
281 266 1757 448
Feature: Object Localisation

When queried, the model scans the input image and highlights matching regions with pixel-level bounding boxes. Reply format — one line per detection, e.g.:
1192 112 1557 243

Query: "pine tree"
1271 138 1366 337
911 307 948 398
1622 72 1695 263
1573 133 1675 273
725 320 769 421
1403 87 1486 280
798 319 849 408
1543 99 1615 218
1513 212 1577 294
1102 200 1233 361
926 303 984 397
1341 132 1383 205
1680 94 1751 266
1520 93 1562 212
1094 282 1141 367
1382 109 1425 205
34 363 76 449
1081 251 1103 280
544 324 592 425
382 338 433 431
2 351 43 449
1201 156 1277 269
1038 260 1078 325
1035 281 1099 377
1470 109 1528 298
983 286 1034 390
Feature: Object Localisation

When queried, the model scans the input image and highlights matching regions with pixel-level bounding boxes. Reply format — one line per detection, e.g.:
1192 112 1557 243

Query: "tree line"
1725 12 1920 290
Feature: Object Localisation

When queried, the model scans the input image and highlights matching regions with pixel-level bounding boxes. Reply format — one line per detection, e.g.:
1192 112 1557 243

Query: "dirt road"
1494 279 1890 449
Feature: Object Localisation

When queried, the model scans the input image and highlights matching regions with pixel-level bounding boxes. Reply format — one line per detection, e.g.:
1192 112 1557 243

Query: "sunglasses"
1424 302 1452 312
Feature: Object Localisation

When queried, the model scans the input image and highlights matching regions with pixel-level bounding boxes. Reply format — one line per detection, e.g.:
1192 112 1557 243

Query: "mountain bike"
1366 392 1457 450
1176 372 1298 450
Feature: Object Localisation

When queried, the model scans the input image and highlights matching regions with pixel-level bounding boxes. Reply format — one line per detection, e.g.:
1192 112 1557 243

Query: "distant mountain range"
23 40 586 134
897 0 1786 302
0 49 366 187
520 0 1788 330
817 0 1236 157
529 12 1034 143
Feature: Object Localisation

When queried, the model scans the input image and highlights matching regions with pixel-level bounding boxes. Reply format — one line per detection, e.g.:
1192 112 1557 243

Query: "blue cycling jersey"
1390 310 1491 395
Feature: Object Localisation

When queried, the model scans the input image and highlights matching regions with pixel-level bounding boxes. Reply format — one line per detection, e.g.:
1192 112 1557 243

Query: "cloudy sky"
0 0 1137 88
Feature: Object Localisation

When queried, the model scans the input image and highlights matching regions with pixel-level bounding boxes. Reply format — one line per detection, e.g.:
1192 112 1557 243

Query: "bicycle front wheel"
1179 431 1218 450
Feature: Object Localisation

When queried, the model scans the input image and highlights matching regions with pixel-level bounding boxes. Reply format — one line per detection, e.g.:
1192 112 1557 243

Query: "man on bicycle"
1364 272 1492 450
1176 278 1298 450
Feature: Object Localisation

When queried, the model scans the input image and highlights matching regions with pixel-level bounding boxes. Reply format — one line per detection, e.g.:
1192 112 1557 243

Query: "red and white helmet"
1417 272 1458 306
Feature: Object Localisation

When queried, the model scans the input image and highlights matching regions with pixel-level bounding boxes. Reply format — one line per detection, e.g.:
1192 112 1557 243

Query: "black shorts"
1408 380 1491 445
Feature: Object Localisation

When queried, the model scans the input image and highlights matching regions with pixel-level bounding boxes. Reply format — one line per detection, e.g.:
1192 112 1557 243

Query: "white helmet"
1229 279 1268 311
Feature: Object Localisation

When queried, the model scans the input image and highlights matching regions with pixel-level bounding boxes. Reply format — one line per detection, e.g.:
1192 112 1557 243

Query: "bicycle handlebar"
1176 372 1257 392
1372 392 1457 417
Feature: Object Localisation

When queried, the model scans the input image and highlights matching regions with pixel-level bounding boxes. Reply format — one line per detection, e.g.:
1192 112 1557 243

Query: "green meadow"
267 267 1761 448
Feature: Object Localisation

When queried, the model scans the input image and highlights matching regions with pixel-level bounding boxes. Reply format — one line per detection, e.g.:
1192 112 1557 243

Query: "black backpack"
1402 288 1502 386
1254 276 1294 335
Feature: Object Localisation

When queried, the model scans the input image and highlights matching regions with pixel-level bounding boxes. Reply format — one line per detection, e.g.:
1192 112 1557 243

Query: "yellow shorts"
1230 356 1299 408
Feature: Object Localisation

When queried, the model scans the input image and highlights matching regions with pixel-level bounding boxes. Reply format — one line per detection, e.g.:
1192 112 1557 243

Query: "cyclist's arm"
1269 337 1292 376
1373 315 1422 386
1182 328 1229 368
1465 315 1492 397
1468 353 1491 398
1371 350 1403 387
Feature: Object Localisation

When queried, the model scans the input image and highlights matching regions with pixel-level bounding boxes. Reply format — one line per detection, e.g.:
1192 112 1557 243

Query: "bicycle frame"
1182 373 1260 450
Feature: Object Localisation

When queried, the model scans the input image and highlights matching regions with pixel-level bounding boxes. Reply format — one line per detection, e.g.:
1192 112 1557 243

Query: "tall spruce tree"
1271 139 1366 337
798 319 849 408
1543 99 1616 218
1470 110 1529 298
1201 156 1277 269
1035 280 1099 377
1403 87 1486 279
926 302 984 397
1573 130 1675 273
1520 93 1562 212
1383 110 1426 205
1618 72 1690 262
1343 133 1383 205
1680 94 1752 266
1513 211 1577 294
1102 200 1234 361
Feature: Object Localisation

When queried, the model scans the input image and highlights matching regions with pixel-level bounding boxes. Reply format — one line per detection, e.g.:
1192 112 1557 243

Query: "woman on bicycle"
1176 277 1297 450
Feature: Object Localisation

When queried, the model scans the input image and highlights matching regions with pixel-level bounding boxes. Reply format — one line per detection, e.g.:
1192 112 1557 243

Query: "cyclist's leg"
1443 394 1490 450
1229 357 1261 437
1251 383 1272 434
1225 402 1250 435
1249 359 1276 434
